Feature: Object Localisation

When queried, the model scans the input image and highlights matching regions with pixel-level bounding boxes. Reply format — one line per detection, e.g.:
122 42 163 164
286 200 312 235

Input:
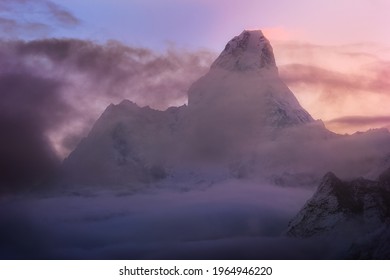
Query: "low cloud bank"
0 180 334 259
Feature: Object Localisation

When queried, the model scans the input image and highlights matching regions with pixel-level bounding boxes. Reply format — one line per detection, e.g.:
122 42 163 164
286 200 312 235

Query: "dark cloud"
280 64 356 89
45 1 80 26
0 38 214 190
0 72 67 190
279 63 390 96
0 0 80 38
13 38 214 109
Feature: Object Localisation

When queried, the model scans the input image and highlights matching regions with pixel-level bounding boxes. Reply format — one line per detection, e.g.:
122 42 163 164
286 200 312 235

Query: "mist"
0 179 339 259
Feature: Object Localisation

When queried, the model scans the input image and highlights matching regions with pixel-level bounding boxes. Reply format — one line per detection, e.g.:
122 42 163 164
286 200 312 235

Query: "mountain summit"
188 30 314 133
211 30 277 72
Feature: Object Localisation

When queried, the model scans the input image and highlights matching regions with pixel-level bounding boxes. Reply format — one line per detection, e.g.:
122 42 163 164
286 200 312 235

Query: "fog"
0 180 342 259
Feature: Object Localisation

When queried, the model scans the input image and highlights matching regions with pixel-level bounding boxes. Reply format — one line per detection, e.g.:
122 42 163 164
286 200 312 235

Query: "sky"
1 0 390 182
35 0 390 49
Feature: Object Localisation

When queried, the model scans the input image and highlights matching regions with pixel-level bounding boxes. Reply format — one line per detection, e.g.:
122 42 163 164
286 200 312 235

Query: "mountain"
185 30 317 160
188 30 314 130
286 170 390 258
63 30 318 185
62 30 390 186
62 100 186 185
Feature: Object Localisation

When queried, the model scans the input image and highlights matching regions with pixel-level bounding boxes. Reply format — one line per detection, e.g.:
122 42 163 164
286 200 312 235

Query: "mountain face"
62 30 390 186
286 170 390 258
62 101 185 185
211 30 277 71
184 30 316 161
188 30 314 130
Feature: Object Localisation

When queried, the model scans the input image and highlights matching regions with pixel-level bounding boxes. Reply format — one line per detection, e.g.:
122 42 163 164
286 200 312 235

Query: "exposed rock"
287 169 390 259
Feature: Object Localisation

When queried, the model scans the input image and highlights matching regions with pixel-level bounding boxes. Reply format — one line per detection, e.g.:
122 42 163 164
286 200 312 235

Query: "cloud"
280 64 357 91
273 41 384 65
13 38 214 109
0 0 80 38
0 16 51 36
0 180 327 259
279 63 390 95
0 72 67 189
45 1 80 26
325 115 390 133
0 38 214 189
328 115 390 126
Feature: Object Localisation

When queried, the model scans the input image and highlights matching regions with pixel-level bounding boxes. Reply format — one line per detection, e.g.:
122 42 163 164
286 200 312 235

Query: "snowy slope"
210 30 277 71
188 30 314 130
63 100 186 185
286 170 390 258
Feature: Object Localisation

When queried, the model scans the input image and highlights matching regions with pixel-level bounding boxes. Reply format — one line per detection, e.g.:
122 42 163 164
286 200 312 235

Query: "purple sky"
3 0 390 49
48 0 390 49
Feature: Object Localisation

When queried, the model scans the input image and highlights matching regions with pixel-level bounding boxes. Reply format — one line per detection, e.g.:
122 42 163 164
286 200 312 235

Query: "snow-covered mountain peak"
188 30 313 129
211 30 277 72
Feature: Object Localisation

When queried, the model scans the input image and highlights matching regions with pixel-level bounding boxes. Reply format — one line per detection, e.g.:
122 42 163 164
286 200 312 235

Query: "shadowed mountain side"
286 169 390 259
